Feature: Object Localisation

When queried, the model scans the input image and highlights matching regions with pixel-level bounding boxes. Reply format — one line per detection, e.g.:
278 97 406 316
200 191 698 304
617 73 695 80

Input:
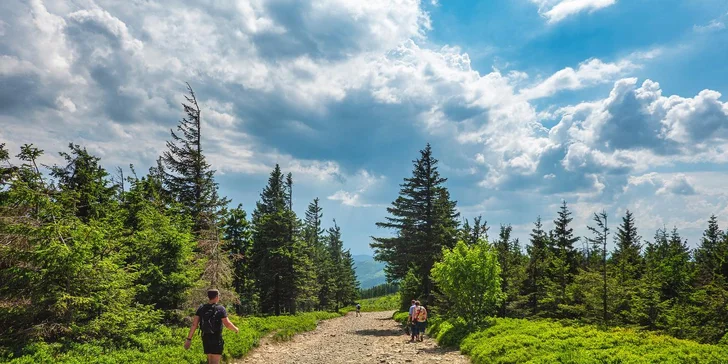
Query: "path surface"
237 310 470 364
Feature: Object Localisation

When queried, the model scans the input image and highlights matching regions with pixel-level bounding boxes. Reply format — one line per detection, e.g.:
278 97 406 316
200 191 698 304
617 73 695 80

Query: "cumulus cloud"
531 0 617 24
519 58 635 100
3 0 728 247
628 173 697 196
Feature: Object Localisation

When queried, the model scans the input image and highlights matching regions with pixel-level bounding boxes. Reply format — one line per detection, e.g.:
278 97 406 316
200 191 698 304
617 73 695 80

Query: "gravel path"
237 310 470 364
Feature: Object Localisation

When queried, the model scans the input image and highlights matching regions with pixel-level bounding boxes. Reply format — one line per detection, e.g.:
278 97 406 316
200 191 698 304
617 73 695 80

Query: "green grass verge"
356 294 400 312
427 317 728 364
5 311 341 364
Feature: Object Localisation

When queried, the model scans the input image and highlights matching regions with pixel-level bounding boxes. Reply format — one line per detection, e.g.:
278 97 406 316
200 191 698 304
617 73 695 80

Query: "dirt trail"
237 310 470 364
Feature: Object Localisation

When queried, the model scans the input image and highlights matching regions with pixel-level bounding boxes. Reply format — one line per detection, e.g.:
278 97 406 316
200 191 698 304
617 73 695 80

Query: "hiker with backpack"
184 289 240 364
414 302 428 342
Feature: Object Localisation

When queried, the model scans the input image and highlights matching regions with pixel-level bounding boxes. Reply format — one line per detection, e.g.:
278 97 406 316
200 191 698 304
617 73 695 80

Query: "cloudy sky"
2 0 728 255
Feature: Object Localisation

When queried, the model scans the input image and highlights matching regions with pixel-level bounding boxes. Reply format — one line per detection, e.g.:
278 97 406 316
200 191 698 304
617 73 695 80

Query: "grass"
425 317 728 364
4 311 341 364
355 293 400 312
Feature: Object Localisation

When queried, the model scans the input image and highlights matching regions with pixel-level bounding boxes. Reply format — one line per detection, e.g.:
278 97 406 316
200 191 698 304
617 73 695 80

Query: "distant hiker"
356 303 362 317
184 289 240 364
409 299 419 342
407 299 417 338
414 302 428 342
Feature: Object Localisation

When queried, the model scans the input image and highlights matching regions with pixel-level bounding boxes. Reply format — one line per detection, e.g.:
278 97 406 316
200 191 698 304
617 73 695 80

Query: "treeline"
0 85 357 355
373 144 728 344
359 283 400 299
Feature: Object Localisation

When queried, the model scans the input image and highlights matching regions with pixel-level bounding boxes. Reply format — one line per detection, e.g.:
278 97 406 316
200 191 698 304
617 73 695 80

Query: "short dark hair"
207 289 219 300
411 299 416 304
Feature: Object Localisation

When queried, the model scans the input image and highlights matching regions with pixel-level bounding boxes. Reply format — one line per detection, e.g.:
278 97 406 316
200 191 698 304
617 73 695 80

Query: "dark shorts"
416 321 427 332
201 334 224 355
410 322 419 336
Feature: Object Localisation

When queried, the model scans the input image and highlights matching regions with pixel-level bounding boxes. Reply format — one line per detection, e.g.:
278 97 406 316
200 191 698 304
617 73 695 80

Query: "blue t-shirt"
409 304 416 316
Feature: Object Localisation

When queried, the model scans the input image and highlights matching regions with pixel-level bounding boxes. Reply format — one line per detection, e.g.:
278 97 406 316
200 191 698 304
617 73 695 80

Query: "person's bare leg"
207 354 222 364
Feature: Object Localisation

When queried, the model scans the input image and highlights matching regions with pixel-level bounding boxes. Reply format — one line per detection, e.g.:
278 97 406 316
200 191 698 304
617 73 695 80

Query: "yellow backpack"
415 306 427 322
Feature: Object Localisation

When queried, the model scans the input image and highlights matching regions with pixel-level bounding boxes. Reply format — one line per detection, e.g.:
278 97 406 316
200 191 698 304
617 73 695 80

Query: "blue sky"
2 0 728 255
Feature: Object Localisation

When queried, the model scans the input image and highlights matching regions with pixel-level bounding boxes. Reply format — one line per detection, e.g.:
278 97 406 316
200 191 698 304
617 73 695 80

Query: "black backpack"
199 304 223 335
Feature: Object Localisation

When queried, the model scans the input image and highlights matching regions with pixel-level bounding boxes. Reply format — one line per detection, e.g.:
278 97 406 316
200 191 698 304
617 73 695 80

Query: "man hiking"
355 303 362 317
408 299 418 342
184 289 240 364
414 302 428 342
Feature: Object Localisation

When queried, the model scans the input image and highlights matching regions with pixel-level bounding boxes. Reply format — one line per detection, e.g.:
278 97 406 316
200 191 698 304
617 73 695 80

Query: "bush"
442 318 728 364
431 240 504 328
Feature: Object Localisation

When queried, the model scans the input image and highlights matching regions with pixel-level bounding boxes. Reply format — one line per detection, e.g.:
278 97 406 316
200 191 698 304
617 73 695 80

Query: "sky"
2 0 728 255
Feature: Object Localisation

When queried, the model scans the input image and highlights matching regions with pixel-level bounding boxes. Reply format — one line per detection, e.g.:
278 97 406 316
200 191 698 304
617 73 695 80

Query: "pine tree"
304 198 333 310
694 215 724 286
611 209 643 324
613 210 643 283
523 216 551 315
223 204 256 314
50 143 116 222
162 83 229 233
586 210 609 325
550 201 580 310
460 215 489 245
371 144 460 305
251 165 292 315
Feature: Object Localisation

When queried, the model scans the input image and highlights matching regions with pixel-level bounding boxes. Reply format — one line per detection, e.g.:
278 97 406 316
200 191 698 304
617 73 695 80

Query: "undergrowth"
426 317 728 364
3 311 340 364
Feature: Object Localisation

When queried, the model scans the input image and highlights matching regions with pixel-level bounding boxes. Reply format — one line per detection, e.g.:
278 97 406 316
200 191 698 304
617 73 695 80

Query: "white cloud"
694 19 726 33
519 58 636 100
531 0 617 24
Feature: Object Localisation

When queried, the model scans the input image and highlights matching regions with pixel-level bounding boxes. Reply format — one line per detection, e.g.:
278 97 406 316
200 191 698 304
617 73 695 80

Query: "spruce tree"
223 204 256 314
586 211 609 325
613 210 643 283
304 198 333 310
251 165 291 315
50 143 116 222
524 216 550 315
371 144 459 305
694 215 724 286
550 201 580 309
162 83 229 233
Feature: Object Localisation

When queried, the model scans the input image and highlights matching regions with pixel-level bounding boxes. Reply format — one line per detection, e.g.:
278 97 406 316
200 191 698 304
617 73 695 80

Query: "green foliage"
355 293 400 312
5 311 341 363
398 267 422 311
431 240 505 327
454 318 728 364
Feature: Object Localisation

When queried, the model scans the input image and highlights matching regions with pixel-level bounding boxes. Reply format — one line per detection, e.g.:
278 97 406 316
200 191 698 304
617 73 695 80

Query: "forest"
0 85 359 362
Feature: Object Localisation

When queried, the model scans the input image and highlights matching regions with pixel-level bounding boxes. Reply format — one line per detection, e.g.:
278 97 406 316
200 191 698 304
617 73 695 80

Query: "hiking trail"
236 310 470 364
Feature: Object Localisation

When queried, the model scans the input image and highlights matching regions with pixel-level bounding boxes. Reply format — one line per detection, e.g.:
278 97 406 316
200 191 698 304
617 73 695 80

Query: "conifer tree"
586 210 609 325
304 198 333 310
523 216 551 315
611 210 643 323
224 204 256 314
162 83 229 233
550 201 580 309
50 143 116 222
251 165 293 315
694 215 724 286
371 144 459 305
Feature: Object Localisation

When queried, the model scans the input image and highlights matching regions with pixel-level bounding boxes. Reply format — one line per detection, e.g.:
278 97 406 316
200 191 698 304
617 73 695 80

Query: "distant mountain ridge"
353 254 387 289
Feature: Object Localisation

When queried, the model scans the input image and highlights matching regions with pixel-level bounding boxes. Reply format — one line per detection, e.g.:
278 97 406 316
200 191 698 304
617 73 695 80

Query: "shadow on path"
415 346 462 355
353 329 402 337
